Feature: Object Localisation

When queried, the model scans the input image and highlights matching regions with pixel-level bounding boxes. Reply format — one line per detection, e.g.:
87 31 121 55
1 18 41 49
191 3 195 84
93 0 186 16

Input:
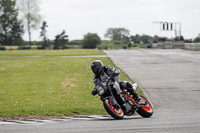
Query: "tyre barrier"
0 46 43 50
5 46 19 50
0 47 6 50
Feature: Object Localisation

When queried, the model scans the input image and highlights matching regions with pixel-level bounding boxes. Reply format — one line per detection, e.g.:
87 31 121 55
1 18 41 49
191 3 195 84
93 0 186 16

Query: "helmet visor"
92 67 99 74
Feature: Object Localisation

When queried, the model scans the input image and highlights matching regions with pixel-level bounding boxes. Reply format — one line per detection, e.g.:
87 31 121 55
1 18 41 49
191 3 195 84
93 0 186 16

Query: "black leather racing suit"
92 66 135 96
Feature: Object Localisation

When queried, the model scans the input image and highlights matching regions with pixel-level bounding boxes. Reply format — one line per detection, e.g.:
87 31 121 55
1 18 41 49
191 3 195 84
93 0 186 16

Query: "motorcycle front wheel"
136 95 153 118
103 99 124 120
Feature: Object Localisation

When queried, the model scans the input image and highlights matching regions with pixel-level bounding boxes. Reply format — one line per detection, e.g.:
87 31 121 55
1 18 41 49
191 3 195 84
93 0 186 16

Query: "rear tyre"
137 96 153 118
103 99 124 120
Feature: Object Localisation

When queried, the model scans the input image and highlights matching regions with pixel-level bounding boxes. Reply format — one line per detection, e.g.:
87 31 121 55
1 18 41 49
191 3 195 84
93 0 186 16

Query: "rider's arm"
92 76 100 96
104 66 120 79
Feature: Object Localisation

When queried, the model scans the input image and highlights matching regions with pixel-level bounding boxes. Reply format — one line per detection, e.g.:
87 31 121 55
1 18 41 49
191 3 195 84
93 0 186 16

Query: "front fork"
101 83 121 108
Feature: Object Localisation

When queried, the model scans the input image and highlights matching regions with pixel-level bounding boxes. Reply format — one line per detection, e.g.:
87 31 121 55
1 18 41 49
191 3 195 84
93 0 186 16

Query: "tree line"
1 0 200 49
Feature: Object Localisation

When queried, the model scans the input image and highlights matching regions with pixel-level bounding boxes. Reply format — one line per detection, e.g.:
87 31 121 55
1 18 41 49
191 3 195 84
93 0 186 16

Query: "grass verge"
0 49 105 56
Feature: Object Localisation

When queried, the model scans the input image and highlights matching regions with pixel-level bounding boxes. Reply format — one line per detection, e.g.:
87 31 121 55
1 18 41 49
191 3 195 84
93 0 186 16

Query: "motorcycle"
96 78 153 119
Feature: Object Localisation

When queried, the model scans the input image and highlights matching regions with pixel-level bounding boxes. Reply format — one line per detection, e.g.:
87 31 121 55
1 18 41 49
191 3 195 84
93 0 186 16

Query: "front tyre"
137 96 153 118
103 99 124 120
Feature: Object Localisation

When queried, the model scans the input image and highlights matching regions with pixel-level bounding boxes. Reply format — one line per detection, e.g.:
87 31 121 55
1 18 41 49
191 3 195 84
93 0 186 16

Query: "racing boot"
129 86 147 105
132 93 147 105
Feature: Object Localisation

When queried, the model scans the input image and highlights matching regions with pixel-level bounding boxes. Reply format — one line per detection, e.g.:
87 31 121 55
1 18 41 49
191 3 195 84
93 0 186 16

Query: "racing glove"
91 89 98 96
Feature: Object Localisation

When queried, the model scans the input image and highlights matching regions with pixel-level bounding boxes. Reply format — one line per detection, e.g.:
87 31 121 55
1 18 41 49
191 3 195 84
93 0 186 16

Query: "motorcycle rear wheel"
103 99 124 120
137 95 153 118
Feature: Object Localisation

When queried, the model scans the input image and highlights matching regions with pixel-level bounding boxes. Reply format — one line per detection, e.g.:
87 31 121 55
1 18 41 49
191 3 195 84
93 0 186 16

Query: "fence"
184 43 200 51
152 41 184 49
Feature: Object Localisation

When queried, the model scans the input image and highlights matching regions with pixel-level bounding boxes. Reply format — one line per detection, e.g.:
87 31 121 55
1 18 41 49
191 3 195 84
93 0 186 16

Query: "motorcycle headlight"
97 86 105 96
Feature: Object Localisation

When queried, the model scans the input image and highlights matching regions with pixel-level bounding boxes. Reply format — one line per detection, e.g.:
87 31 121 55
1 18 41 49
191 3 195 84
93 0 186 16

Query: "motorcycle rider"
91 60 144 105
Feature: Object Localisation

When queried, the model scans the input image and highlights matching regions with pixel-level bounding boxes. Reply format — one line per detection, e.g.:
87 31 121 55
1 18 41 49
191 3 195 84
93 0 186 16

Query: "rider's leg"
120 81 147 105
120 81 141 100
113 81 125 107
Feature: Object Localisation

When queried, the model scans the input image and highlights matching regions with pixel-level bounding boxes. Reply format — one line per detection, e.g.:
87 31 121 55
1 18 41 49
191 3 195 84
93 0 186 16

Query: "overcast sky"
25 0 200 41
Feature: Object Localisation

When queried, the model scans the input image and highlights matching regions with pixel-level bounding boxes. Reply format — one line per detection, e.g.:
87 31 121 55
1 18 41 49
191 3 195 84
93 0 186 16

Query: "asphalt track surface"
1 49 200 133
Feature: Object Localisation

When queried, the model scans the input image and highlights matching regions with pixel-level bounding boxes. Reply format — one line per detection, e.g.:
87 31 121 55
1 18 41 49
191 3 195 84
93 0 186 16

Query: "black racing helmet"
91 60 103 75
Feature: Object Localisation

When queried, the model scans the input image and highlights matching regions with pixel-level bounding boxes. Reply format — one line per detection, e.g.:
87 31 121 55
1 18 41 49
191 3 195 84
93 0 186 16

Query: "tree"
10 21 24 45
40 21 49 49
193 33 200 43
127 41 132 48
105 28 130 41
130 34 153 44
83 33 101 49
54 30 69 49
122 35 130 44
140 35 153 44
152 35 160 43
130 34 140 44
0 0 24 45
18 0 41 45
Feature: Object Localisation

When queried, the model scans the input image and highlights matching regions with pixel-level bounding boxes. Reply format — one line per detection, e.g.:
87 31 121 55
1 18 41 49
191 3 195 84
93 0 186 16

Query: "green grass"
0 50 142 117
0 49 105 56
